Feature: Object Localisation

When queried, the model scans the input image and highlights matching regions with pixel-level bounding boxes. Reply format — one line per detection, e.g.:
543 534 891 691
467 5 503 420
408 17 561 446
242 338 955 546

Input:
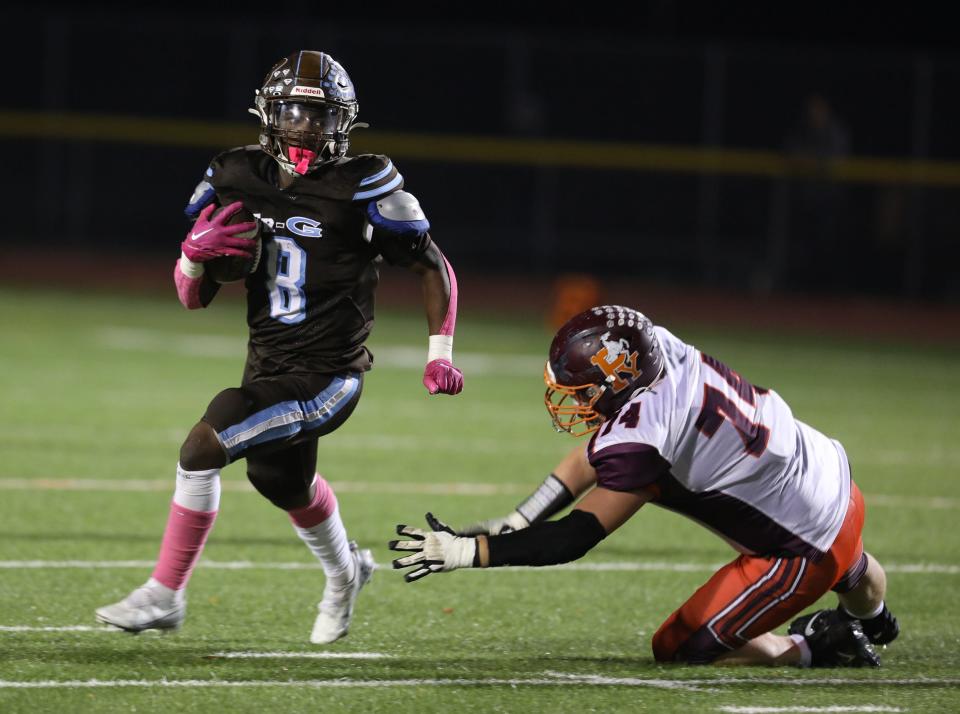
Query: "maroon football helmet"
544 306 666 436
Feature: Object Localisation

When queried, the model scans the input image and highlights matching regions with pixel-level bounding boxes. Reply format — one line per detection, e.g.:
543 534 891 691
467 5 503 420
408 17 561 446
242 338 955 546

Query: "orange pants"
652 482 866 664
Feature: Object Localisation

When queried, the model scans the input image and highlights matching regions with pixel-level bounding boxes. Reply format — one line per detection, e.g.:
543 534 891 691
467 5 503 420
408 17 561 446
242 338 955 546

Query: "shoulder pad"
184 163 217 219
186 147 267 219
363 189 431 266
364 191 430 239
374 191 427 222
343 154 404 202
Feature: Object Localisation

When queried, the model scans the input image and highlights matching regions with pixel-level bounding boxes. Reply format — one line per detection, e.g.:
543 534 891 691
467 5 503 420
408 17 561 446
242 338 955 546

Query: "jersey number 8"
266 237 307 324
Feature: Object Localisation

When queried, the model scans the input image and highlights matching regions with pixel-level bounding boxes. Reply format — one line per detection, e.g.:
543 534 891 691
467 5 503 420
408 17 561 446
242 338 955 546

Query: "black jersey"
195 146 415 376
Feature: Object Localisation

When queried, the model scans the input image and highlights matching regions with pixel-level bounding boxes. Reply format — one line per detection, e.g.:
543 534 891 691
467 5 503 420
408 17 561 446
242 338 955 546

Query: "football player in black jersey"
96 51 464 644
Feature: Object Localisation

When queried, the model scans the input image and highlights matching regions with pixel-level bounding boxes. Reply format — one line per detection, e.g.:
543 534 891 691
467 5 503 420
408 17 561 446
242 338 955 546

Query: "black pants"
202 371 363 507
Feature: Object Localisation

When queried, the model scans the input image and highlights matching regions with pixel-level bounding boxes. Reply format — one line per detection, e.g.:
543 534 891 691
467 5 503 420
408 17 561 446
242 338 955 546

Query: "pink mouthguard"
287 147 317 175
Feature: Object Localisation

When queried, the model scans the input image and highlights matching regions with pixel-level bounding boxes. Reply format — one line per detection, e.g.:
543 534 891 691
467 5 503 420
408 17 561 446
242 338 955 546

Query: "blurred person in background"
784 93 851 292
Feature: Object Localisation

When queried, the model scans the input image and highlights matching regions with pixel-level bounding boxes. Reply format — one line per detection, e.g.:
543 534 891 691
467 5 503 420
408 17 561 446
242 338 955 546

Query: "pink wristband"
174 259 205 309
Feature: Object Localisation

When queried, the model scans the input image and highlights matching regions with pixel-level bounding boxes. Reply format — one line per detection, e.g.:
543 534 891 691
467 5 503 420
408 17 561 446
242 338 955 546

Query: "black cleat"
836 604 900 646
788 609 881 668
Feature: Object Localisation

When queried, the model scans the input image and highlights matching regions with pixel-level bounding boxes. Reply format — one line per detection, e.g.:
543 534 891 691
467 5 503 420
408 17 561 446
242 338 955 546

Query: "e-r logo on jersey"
286 216 323 239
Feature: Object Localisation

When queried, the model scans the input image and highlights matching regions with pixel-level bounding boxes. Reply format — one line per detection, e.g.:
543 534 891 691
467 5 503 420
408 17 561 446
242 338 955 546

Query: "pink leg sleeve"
151 501 218 591
287 474 338 529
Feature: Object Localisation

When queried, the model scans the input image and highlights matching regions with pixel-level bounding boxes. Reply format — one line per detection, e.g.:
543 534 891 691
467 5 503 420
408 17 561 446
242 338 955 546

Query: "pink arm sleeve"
174 259 205 310
439 252 458 336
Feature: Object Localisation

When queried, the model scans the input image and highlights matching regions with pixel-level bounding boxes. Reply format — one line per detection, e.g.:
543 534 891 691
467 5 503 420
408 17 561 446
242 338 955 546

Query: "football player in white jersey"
390 306 899 667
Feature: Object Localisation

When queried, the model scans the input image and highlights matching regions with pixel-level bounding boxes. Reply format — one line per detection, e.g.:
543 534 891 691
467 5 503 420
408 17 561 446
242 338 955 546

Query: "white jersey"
587 327 851 560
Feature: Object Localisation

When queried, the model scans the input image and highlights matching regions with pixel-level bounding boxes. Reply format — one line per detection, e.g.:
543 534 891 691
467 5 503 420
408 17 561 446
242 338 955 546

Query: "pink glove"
182 202 258 263
423 359 464 395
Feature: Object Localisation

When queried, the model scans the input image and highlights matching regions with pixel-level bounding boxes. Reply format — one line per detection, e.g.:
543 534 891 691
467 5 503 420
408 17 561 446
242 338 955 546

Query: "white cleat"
310 541 375 645
95 581 186 634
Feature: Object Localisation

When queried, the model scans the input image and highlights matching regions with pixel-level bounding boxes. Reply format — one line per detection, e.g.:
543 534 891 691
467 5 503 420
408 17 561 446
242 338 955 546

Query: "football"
205 204 262 284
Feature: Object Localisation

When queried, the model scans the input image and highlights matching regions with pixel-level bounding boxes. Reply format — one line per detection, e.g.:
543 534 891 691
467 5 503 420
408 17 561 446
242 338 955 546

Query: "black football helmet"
545 306 666 436
250 50 360 175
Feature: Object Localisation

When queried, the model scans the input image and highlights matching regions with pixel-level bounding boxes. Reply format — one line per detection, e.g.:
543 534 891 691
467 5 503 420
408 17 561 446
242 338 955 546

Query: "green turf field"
1 287 958 713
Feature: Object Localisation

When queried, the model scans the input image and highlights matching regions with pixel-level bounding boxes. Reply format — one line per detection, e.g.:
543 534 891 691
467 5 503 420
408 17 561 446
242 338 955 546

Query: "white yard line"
718 708 904 713
866 494 957 510
208 651 389 659
0 678 591 690
0 478 528 496
0 560 159 569
0 560 956 575
1 431 547 455
879 563 960 574
0 677 702 691
866 448 960 468
0 477 955 511
545 673 960 687
96 327 543 377
0 626 114 632
0 674 955 691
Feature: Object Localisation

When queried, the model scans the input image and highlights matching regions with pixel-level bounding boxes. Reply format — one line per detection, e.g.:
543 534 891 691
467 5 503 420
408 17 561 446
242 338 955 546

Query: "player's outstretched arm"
456 446 598 536
409 243 463 395
389 514 477 582
389 487 650 583
364 191 463 395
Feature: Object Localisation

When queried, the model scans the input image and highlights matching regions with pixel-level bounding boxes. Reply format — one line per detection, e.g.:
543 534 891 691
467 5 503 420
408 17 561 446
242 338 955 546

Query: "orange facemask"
543 362 606 437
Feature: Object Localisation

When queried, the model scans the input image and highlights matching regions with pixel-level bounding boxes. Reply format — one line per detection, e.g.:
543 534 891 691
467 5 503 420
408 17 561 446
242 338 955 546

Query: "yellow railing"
3 110 960 187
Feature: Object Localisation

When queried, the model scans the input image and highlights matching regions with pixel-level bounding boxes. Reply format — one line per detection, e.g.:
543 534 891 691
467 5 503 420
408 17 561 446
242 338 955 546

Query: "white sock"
842 600 885 620
144 577 185 605
292 506 355 589
790 633 812 667
174 463 221 512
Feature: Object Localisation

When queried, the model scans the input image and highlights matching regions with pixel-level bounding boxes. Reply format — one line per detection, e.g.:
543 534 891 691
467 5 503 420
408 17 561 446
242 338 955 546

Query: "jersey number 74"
695 354 770 457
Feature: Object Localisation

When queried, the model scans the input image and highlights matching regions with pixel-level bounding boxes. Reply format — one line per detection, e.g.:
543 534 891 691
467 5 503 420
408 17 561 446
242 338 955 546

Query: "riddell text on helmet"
291 85 324 97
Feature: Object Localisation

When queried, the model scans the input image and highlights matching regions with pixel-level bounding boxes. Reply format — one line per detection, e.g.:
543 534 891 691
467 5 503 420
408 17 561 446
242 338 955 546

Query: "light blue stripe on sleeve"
358 160 394 186
352 173 403 201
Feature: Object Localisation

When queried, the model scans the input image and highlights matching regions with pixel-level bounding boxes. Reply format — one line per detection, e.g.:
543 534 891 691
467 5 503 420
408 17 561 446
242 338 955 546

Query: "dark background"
3 4 958 301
